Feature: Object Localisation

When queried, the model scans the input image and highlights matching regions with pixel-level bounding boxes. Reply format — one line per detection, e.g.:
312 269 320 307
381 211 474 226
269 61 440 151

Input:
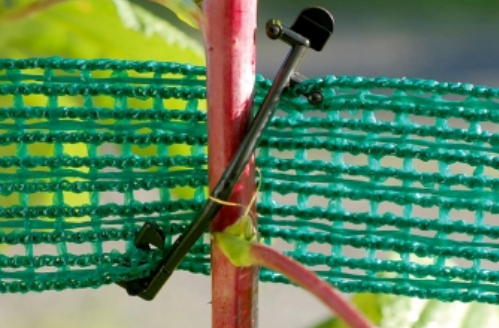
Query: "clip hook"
116 6 334 301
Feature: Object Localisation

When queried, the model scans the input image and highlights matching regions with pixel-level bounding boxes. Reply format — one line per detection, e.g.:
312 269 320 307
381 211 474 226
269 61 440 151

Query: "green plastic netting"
1 57 499 304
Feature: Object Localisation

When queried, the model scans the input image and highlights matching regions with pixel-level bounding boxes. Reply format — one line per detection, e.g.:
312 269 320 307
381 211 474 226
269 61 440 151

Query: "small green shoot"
211 170 376 328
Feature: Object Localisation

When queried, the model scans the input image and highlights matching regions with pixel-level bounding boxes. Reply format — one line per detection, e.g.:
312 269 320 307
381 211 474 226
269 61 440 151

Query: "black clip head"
115 222 167 300
266 19 283 40
291 7 334 51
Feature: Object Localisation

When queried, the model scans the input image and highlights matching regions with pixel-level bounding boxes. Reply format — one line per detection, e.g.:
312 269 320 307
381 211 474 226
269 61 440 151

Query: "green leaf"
308 254 499 328
460 302 499 328
143 0 204 29
110 0 204 54
213 212 260 267
412 299 469 328
110 0 142 30
377 294 427 328
309 293 382 328
213 233 254 267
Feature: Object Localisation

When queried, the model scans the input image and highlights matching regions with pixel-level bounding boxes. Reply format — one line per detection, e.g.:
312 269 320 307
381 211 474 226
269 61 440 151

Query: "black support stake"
117 6 334 301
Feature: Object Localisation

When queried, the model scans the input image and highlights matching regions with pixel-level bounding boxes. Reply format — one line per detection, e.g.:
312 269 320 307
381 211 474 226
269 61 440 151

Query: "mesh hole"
341 221 368 233
448 231 473 244
133 189 159 203
376 249 399 261
339 245 366 260
449 209 475 225
307 194 329 208
343 153 368 166
377 201 404 218
127 97 154 110
272 149 296 160
339 109 361 119
2 243 27 257
305 149 331 161
442 94 468 102
446 117 468 129
271 192 299 207
409 114 435 127
99 191 125 205
342 199 371 213
102 240 127 254
379 156 403 169
271 238 296 253
407 227 438 239
484 213 498 230
448 162 475 178
374 109 395 122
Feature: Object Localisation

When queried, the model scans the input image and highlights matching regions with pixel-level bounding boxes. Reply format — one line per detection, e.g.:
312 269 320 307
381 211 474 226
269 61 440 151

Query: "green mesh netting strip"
1 57 499 304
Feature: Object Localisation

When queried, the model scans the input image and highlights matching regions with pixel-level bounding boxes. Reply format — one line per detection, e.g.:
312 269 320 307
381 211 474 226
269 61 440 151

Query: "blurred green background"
1 1 499 328
134 0 499 85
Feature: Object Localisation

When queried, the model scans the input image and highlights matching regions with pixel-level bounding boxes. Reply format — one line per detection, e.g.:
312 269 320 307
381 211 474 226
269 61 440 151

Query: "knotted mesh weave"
1 57 499 304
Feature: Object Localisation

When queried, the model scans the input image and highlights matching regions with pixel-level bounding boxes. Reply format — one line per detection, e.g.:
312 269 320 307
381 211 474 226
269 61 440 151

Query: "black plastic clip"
268 7 334 105
115 222 166 296
290 72 324 105
116 6 334 301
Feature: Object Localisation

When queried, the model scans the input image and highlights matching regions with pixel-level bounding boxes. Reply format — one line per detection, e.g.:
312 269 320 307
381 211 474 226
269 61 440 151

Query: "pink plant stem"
249 243 376 328
201 0 259 327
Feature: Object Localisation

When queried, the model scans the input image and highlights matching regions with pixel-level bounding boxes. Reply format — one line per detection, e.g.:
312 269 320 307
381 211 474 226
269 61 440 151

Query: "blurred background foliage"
0 0 204 61
1 1 499 328
0 0 206 212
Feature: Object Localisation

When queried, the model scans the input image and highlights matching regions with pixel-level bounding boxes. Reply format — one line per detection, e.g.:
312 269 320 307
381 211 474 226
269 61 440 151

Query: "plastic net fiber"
2 57 499 305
